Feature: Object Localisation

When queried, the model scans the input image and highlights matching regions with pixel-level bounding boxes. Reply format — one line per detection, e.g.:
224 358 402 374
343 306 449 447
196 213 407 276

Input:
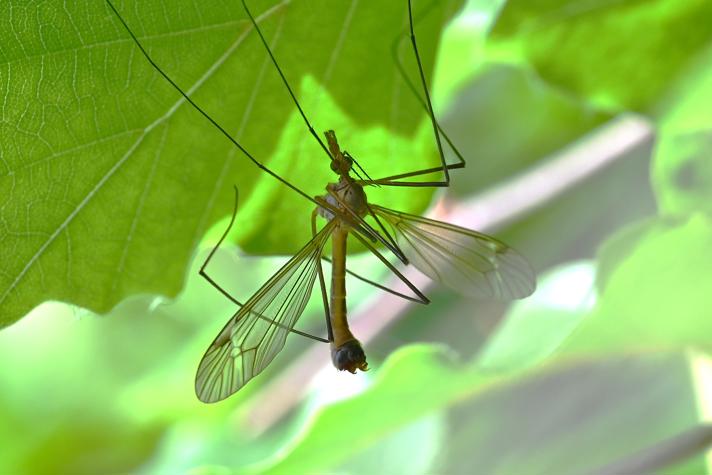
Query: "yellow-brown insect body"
318 130 369 373
328 225 368 373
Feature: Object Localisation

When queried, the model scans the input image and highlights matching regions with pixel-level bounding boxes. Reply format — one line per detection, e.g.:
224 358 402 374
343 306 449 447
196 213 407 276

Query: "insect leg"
360 0 466 188
351 231 430 305
390 0 466 167
312 209 334 342
241 0 333 162
407 0 449 185
321 256 426 304
198 186 244 307
105 0 346 220
199 186 328 343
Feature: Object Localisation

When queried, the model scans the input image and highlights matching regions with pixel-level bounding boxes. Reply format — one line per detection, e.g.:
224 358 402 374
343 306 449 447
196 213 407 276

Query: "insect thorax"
317 178 368 222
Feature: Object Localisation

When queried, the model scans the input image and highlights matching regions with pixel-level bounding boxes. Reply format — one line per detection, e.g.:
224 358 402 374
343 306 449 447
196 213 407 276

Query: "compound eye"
330 161 339 172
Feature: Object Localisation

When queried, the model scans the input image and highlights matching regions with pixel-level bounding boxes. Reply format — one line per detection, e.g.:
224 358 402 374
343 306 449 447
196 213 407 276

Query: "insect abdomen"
329 225 368 373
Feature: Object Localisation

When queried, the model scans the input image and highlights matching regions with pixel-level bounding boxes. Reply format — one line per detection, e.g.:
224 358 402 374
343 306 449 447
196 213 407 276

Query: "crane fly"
106 0 537 403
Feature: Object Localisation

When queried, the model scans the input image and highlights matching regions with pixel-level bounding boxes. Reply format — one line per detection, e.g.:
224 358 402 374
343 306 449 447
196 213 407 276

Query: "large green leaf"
0 0 462 327
565 214 712 353
489 0 712 113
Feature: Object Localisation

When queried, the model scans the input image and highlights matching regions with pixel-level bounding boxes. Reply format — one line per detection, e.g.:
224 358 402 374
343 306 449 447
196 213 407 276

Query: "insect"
106 0 537 402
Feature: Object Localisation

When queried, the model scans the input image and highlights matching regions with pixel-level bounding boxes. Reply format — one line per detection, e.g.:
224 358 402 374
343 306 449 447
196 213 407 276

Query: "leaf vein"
0 3 289 308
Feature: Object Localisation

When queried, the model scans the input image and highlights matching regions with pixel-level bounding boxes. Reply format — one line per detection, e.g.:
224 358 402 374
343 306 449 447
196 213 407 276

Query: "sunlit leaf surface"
490 0 712 112
565 215 712 353
0 0 460 326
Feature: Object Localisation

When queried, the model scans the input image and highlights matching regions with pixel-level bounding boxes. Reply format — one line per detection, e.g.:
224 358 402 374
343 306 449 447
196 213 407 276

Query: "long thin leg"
108 1 449 278
321 256 426 304
408 0 449 184
198 186 244 307
365 201 403 262
237 1 420 255
344 151 377 185
105 1 346 226
357 163 462 187
351 231 430 305
361 0 467 188
312 209 334 342
390 0 467 166
241 0 333 163
242 0 461 189
199 186 327 343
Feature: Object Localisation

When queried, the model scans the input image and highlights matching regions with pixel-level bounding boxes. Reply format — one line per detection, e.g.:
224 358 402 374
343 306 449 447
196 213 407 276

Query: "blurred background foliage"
1 0 711 473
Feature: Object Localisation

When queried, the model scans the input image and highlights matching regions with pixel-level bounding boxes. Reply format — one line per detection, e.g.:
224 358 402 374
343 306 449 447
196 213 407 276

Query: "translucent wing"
195 221 335 403
372 205 536 300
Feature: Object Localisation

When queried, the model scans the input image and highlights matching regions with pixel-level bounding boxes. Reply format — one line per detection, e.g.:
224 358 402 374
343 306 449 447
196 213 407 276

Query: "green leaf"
478 261 596 371
430 0 505 108
0 0 461 327
0 302 176 474
443 350 711 475
564 214 712 353
337 413 446 475
654 128 712 215
248 345 494 474
441 63 610 197
653 45 712 216
489 0 712 113
657 43 712 133
595 217 658 292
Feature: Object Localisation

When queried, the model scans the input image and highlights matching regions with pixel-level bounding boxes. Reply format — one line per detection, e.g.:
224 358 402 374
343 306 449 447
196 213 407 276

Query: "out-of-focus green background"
1 0 711 473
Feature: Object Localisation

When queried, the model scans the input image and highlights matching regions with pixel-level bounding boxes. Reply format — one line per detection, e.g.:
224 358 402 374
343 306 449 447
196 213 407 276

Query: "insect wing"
195 221 335 403
373 205 536 300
